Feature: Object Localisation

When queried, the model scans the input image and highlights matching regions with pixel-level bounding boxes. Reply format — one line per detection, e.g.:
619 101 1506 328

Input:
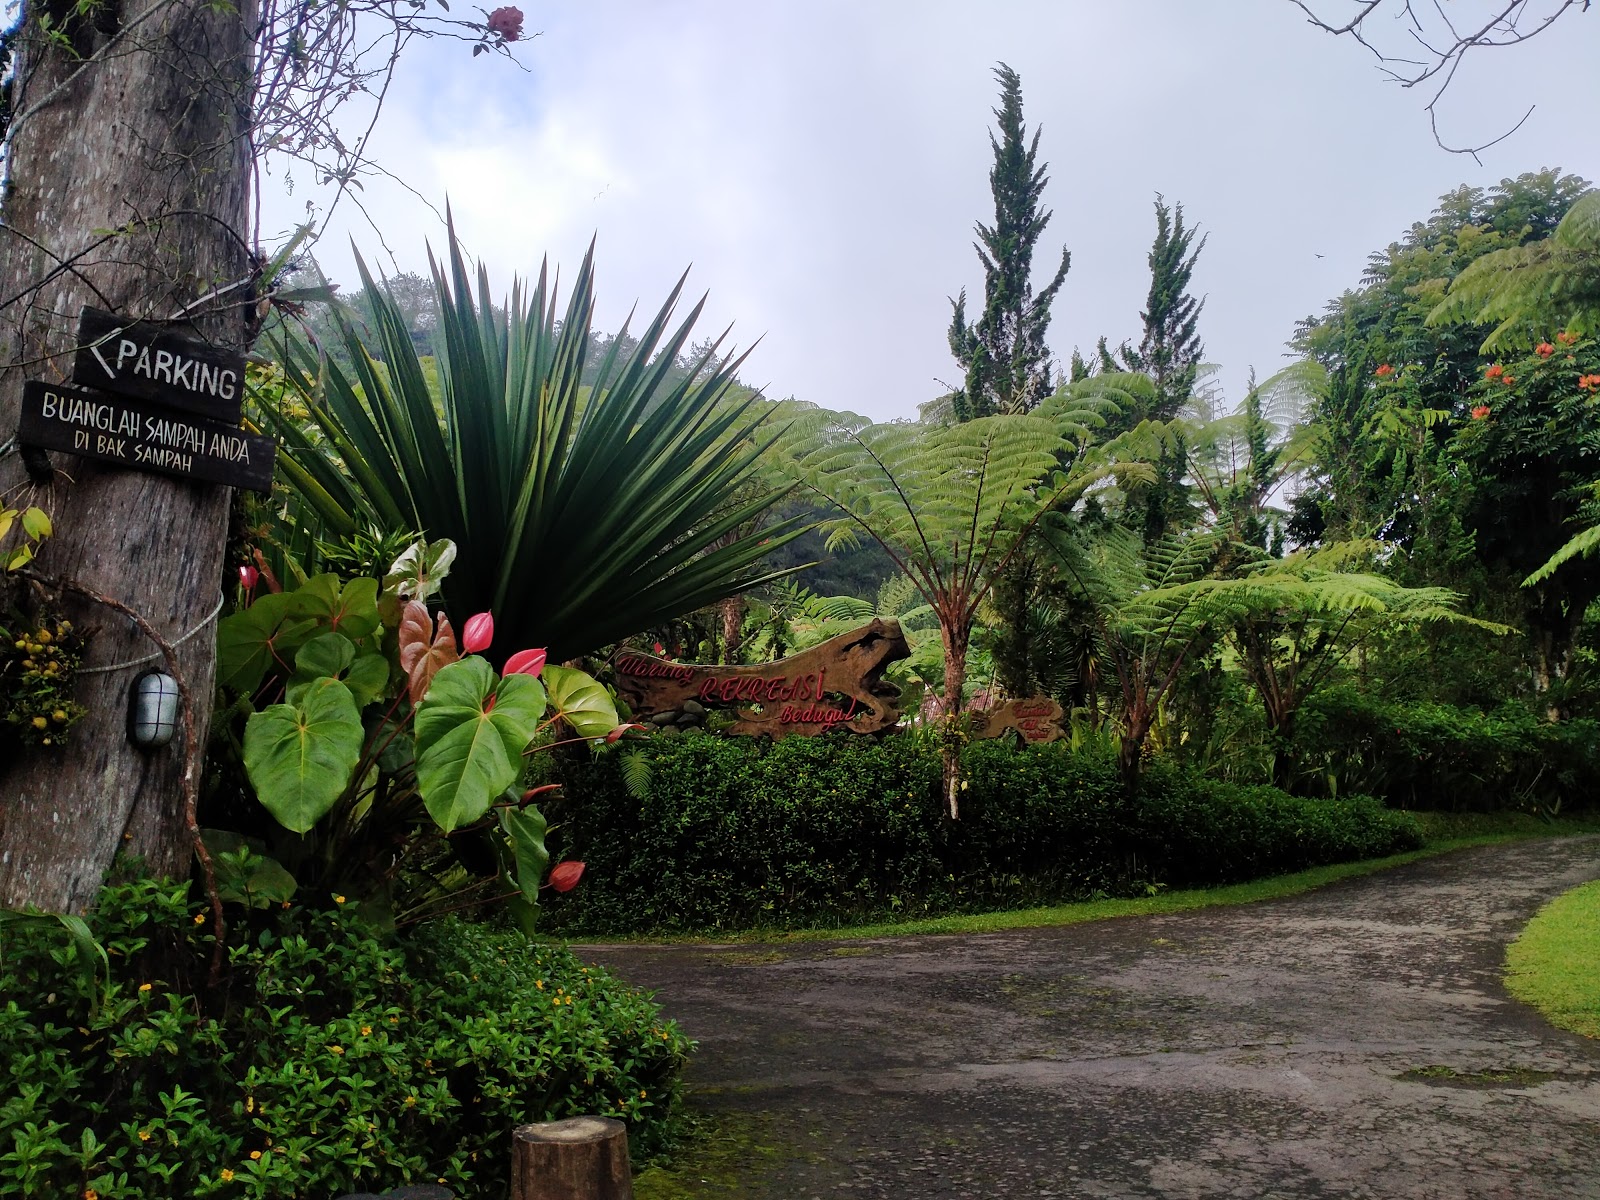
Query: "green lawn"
1506 878 1600 1039
585 813 1600 946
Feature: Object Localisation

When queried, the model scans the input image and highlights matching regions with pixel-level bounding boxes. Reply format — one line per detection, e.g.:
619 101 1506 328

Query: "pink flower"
504 648 547 677
548 861 584 893
486 5 523 40
604 723 645 744
238 564 259 590
652 641 665 655
462 612 494 654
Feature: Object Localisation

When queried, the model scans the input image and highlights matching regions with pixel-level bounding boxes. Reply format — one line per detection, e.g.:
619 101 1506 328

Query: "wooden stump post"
510 1116 633 1200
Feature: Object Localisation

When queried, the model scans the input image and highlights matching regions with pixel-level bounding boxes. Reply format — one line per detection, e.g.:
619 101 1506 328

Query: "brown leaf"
398 600 458 704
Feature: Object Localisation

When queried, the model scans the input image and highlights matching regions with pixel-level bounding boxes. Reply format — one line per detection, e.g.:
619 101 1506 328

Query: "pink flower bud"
504 648 547 677
239 564 259 590
605 723 645 744
548 861 584 893
462 612 494 654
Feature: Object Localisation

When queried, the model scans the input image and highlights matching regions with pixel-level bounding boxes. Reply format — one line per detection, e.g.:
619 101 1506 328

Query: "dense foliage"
544 734 1421 934
0 876 692 1199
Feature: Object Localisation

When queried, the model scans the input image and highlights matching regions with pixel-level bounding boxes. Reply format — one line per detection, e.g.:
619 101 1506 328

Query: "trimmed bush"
0 876 692 1199
548 733 1422 933
1289 686 1600 812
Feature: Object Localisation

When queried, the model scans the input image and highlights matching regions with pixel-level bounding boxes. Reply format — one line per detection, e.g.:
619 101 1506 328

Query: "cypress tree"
1122 195 1208 421
1119 195 1208 542
947 63 1071 421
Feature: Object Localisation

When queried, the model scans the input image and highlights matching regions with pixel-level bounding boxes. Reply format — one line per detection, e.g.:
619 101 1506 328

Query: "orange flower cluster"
1471 405 1492 420
1374 363 1395 378
1580 374 1600 393
1485 364 1504 380
1536 342 1555 358
1558 331 1579 345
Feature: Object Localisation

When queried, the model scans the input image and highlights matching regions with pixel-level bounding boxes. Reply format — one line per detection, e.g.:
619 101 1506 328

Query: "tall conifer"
947 63 1071 421
1122 195 1208 421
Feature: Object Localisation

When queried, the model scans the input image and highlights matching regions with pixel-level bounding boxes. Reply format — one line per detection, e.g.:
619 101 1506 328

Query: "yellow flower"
333 894 346 904
220 1169 235 1182
403 1095 417 1108
639 1089 647 1099
137 1129 152 1142
360 1025 372 1036
138 982 152 993
249 1150 262 1160
193 912 206 924
245 1096 254 1113
84 1190 98 1200
52 709 67 722
534 979 544 990
31 716 46 730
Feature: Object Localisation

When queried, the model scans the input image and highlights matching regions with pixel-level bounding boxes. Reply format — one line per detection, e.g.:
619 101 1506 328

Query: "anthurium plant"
209 539 621 930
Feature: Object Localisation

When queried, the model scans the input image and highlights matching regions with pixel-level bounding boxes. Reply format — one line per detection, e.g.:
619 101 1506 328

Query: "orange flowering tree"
1450 330 1600 707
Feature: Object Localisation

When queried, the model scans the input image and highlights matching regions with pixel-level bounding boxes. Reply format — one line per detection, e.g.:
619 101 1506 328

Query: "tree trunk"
718 594 743 665
0 0 257 911
511 1116 633 1200
940 623 968 819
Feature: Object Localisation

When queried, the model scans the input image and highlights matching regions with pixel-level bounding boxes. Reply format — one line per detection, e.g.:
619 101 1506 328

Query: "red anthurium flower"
548 861 585 893
486 5 523 40
1471 405 1492 420
1536 342 1555 358
652 641 665 655
462 612 494 654
504 648 547 677
1374 363 1394 378
238 564 259 590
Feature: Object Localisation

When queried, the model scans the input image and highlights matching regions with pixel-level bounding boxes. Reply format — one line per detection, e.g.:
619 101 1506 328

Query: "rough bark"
511 1116 633 1200
0 0 257 911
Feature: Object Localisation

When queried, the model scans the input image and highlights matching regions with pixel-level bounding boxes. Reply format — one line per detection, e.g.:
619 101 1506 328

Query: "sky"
260 0 1599 421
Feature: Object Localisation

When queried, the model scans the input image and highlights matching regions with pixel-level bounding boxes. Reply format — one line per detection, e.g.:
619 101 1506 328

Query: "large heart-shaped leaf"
413 658 546 832
499 801 550 903
291 631 390 708
298 574 382 641
540 665 620 738
384 537 458 602
243 677 365 833
216 591 318 694
398 601 458 704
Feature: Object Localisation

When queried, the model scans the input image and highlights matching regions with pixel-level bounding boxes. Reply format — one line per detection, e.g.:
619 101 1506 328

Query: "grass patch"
1506 877 1600 1039
576 814 1598 947
633 1107 785 1199
1398 1064 1561 1087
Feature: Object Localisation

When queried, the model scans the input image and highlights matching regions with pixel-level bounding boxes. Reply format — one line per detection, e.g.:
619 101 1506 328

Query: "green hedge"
0 876 692 1199
1289 686 1600 812
547 734 1422 933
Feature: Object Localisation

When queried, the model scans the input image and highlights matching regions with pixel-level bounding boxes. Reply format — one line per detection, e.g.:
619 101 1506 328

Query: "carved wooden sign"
614 619 911 738
974 696 1066 743
18 381 275 493
72 306 246 423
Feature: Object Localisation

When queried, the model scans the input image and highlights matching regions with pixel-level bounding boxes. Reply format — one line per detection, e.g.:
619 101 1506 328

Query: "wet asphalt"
581 838 1600 1199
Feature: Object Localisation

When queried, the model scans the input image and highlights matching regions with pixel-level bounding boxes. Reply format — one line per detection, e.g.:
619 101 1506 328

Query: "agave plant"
260 231 806 661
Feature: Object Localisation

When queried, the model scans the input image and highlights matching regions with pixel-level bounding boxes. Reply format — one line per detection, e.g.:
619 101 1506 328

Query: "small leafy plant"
209 540 623 927
0 611 85 746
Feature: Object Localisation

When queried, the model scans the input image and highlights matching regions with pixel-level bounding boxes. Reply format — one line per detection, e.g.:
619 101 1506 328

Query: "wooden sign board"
18 380 275 493
72 306 246 423
615 619 911 738
974 696 1066 743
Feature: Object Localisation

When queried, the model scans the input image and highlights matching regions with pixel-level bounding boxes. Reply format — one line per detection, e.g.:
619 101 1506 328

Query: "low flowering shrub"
545 734 1421 933
0 876 692 1199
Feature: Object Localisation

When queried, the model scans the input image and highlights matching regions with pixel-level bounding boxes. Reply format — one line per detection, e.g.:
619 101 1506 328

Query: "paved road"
582 839 1600 1199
